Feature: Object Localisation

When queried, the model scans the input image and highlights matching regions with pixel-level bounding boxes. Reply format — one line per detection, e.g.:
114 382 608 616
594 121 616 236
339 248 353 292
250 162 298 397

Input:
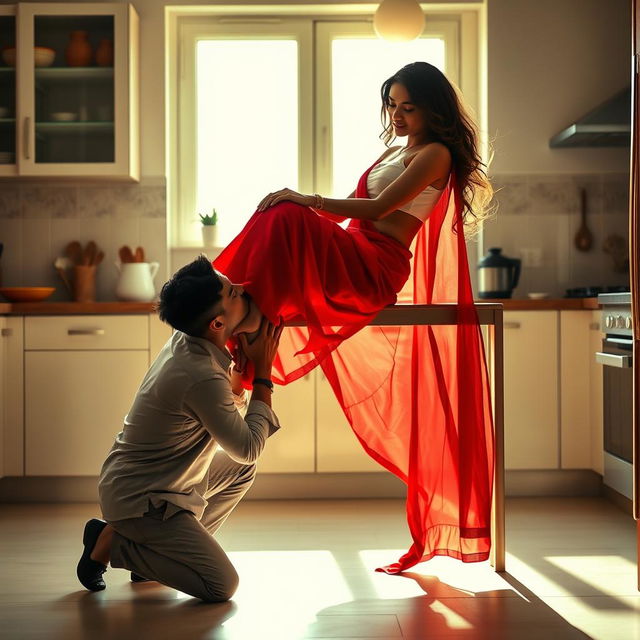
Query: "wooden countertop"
0 298 599 315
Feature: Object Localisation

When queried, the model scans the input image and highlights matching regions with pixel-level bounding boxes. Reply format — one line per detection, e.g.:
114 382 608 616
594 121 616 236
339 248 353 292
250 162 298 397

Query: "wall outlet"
520 247 543 268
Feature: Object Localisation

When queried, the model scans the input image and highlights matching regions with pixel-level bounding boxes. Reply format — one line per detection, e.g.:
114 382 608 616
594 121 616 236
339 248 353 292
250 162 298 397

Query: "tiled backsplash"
0 179 168 302
483 173 630 298
0 173 631 303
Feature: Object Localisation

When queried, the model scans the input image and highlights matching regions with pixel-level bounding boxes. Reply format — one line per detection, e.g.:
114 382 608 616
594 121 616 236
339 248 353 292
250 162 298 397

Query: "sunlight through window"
196 40 298 246
223 550 353 638
331 38 445 198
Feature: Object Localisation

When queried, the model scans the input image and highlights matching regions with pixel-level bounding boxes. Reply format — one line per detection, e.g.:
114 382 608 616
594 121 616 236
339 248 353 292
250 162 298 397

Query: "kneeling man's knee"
202 567 239 603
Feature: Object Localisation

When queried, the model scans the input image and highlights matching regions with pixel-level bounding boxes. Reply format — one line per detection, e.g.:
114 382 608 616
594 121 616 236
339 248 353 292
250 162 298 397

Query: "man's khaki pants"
107 449 256 602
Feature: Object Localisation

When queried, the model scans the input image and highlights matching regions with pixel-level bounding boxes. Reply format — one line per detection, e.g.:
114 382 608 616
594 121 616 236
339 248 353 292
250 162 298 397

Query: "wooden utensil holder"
73 265 96 302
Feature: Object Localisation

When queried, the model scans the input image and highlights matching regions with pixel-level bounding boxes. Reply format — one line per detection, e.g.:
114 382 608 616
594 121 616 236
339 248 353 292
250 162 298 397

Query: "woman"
214 61 495 574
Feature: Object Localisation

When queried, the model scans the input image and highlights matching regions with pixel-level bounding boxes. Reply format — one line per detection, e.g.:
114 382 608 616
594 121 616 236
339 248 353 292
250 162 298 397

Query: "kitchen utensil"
53 256 73 295
0 287 55 302
118 245 135 263
94 250 104 266
115 261 159 302
50 112 77 122
477 248 522 299
65 240 83 266
83 240 97 266
574 188 593 252
73 265 96 302
34 47 55 67
134 246 145 263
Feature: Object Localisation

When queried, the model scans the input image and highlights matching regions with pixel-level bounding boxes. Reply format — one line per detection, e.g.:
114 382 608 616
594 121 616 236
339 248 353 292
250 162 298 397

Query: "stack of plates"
0 151 14 164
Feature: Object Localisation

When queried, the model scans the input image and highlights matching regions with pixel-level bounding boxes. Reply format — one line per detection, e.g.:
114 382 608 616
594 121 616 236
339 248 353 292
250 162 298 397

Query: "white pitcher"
114 261 159 302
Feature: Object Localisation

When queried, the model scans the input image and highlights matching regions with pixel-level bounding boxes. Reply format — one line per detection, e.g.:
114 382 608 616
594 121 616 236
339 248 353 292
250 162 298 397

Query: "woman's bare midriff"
371 211 424 248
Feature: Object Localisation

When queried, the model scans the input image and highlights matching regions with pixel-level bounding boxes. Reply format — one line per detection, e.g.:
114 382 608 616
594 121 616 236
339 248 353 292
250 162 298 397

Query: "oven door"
596 336 633 499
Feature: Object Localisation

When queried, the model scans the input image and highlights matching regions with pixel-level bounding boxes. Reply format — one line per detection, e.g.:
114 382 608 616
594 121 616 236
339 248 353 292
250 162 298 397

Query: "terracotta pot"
95 38 113 67
65 30 92 67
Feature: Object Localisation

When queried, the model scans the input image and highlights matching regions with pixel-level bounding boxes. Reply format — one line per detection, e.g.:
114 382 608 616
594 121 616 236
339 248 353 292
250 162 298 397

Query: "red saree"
213 159 494 573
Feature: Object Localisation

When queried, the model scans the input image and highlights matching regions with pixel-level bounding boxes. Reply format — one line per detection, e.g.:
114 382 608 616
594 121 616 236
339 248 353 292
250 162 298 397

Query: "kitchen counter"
0 302 156 315
0 298 599 315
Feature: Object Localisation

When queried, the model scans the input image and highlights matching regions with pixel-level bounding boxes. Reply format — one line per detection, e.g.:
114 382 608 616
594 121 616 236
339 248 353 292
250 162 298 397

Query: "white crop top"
366 147 445 222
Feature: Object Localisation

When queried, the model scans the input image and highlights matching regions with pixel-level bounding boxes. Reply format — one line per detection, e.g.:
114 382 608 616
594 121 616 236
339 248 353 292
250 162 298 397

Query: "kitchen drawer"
25 316 148 351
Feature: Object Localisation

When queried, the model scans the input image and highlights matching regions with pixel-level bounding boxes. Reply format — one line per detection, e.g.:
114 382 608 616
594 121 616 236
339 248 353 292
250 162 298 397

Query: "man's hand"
238 317 284 379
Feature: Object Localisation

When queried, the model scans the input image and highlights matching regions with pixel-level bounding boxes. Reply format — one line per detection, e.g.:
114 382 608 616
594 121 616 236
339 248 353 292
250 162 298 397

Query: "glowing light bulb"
373 0 425 43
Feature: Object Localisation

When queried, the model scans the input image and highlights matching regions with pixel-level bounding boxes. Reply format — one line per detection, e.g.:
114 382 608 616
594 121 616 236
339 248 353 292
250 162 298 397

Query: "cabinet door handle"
504 322 521 329
23 116 31 160
1 328 13 337
67 328 105 336
595 351 632 368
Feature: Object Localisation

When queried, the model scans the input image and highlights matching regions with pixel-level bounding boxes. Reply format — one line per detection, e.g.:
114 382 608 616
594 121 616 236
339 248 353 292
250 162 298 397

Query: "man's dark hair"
156 255 224 337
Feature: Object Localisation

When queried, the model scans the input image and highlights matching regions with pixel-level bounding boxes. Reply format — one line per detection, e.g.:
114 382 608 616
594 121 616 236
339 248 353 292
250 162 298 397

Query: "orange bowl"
0 287 55 302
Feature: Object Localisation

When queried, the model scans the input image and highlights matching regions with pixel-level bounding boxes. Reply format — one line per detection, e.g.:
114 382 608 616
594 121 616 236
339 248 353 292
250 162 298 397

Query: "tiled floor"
0 497 637 639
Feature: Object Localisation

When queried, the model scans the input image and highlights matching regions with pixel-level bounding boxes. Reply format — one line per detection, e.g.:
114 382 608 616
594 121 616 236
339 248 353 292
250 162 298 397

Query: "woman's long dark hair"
380 62 494 234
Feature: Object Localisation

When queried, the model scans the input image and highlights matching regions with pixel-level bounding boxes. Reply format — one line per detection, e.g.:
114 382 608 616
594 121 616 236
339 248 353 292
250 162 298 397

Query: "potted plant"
199 209 218 247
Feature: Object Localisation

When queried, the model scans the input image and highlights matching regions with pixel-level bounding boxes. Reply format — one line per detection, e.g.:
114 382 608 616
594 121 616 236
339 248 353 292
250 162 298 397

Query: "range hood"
549 86 631 148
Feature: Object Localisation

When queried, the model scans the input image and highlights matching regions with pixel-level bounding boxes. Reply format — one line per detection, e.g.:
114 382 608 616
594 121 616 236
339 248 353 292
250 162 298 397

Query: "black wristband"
252 377 274 392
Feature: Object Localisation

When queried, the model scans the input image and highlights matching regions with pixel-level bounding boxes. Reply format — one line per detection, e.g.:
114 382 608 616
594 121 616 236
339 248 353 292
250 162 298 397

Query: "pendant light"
373 0 425 43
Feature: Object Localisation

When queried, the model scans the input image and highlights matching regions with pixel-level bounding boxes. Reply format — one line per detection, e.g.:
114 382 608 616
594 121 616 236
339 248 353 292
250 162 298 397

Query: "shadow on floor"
304 572 592 640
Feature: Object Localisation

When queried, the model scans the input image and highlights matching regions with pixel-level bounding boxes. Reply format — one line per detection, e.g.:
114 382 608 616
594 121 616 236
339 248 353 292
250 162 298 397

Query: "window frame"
168 6 483 249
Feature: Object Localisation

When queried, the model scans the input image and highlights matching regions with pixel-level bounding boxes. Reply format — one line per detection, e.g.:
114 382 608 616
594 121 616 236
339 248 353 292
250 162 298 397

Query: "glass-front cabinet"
0 7 16 174
0 3 138 180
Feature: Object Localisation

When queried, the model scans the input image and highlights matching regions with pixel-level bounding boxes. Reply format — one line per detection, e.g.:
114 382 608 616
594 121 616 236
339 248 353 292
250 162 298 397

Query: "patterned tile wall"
0 179 168 302
483 173 630 298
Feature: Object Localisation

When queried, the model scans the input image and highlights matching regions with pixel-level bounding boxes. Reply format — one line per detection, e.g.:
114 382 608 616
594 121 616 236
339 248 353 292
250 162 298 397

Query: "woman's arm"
258 143 451 221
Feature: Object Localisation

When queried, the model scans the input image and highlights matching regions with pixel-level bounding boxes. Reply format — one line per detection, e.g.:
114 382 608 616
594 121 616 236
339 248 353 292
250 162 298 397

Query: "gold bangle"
313 193 324 210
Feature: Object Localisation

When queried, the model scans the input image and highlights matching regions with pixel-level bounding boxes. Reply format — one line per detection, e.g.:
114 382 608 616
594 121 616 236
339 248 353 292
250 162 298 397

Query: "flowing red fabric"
213 159 494 573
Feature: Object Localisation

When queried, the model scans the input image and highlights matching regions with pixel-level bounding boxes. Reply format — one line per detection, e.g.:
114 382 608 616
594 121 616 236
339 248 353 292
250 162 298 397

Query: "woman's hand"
257 188 313 212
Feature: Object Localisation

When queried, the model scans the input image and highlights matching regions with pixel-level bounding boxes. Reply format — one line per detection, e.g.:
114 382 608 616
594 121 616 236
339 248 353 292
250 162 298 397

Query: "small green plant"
199 209 218 226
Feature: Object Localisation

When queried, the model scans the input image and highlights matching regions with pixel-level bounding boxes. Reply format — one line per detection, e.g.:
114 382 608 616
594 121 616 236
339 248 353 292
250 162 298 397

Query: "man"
76 255 282 602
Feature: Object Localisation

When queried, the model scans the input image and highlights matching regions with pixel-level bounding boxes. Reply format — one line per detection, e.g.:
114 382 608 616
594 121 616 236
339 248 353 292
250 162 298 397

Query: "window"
170 9 480 248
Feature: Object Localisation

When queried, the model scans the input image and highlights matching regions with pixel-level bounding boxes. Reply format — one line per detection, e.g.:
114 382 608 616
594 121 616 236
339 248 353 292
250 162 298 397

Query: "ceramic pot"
95 38 113 67
115 261 159 302
202 225 218 247
65 31 92 67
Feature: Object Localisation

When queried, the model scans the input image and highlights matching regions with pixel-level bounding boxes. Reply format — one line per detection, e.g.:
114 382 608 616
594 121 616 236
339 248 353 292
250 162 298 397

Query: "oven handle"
605 337 634 347
595 351 633 368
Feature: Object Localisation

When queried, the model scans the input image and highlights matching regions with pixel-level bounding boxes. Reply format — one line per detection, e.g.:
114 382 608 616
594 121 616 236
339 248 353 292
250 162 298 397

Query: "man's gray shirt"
98 331 280 522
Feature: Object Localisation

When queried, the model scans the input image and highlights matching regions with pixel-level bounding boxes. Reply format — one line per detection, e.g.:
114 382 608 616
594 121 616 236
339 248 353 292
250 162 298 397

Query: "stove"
597 291 633 501
565 285 629 298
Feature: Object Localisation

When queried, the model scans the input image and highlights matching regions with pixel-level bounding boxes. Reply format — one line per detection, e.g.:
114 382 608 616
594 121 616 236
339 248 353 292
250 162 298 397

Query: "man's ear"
209 315 225 332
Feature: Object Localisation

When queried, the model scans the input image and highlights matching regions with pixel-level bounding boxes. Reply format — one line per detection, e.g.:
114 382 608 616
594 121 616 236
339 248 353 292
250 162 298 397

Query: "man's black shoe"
76 518 108 591
130 572 153 583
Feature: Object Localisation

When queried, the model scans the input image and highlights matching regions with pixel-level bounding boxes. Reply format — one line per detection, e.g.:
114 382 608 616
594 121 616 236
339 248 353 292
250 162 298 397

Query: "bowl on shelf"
50 112 77 122
34 47 55 67
1 47 15 67
0 287 56 302
0 151 15 164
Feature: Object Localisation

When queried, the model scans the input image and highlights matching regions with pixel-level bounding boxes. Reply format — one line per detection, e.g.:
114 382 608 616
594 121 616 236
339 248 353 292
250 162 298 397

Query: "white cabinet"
1 3 139 180
559 311 593 468
24 315 148 475
258 374 315 473
1 316 24 477
316 370 380 473
503 311 559 470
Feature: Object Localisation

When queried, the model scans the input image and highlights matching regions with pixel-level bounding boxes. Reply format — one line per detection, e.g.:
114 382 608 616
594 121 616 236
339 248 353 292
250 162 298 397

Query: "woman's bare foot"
90 523 114 565
234 297 264 338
